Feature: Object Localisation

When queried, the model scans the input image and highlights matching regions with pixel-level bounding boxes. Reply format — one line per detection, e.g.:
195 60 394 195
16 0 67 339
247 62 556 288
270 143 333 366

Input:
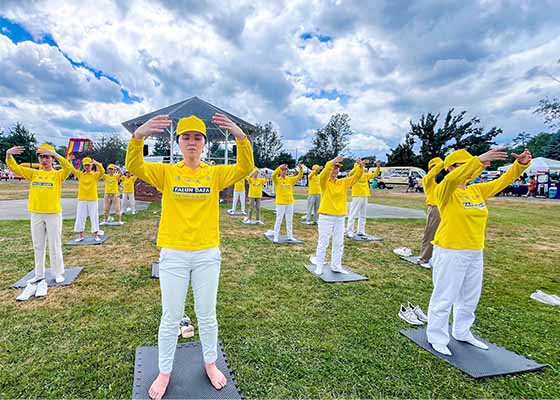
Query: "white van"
377 166 427 190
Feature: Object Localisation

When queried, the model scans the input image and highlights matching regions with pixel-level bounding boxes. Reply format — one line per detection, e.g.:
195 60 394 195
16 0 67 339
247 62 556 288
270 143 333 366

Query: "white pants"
306 194 320 222
74 200 100 233
122 192 136 213
315 214 345 268
231 191 246 212
427 245 484 346
273 204 294 240
30 212 64 278
158 247 221 373
346 196 368 235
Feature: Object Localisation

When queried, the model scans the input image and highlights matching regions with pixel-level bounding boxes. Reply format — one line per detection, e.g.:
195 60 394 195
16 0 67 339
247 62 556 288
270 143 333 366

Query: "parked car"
377 166 427 190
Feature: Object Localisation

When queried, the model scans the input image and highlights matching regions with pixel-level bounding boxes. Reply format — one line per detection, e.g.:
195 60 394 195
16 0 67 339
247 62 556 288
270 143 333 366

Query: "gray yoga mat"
12 267 83 288
226 210 246 216
350 234 383 242
300 220 317 225
100 221 126 226
241 219 264 225
65 235 110 246
263 232 303 244
132 342 242 399
151 262 159 279
304 264 368 283
400 327 546 379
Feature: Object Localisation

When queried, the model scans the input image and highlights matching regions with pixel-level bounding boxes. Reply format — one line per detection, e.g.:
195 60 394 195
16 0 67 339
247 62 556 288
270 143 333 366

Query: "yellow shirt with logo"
318 162 364 216
433 158 528 250
103 173 121 194
70 163 105 201
122 176 138 193
6 154 72 213
272 166 303 205
308 170 321 195
126 137 254 251
350 165 381 197
233 179 245 192
422 161 444 207
247 177 267 198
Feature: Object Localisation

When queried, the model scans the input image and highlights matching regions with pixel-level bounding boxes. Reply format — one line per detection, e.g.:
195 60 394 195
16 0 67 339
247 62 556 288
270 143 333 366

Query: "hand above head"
355 158 365 168
375 160 381 167
212 113 246 139
511 149 532 165
363 159 370 165
478 147 508 164
280 164 288 170
331 155 344 165
297 162 303 169
37 148 59 158
133 115 172 139
6 146 25 156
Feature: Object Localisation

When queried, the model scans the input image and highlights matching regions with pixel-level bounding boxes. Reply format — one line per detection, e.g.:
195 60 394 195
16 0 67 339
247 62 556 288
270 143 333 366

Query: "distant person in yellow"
271 163 303 242
313 156 364 275
69 157 105 242
122 171 138 214
229 177 246 214
5 144 73 284
303 164 322 224
346 160 381 238
126 113 253 400
427 148 532 356
101 164 122 225
244 168 267 224
416 157 444 268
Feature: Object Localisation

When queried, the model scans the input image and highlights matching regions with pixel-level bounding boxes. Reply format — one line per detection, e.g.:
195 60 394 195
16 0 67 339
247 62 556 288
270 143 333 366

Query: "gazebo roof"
121 96 257 141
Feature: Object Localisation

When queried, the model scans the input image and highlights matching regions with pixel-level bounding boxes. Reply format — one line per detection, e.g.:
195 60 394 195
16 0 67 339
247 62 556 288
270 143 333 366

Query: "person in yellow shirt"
122 171 138 214
126 113 253 400
346 160 381 238
312 156 364 275
101 164 123 225
271 163 303 242
417 157 444 267
427 147 531 356
244 168 267 224
303 164 322 224
229 177 247 215
68 157 105 242
5 144 73 285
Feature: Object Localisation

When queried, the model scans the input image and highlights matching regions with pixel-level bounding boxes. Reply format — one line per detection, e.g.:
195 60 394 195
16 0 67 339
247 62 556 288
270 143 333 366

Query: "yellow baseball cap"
108 164 117 170
312 164 320 170
37 143 56 153
444 150 472 170
428 157 443 170
176 115 206 136
82 157 93 165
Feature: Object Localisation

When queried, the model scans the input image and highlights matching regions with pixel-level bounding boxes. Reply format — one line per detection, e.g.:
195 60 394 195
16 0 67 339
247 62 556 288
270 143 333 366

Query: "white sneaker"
309 256 318 265
313 266 322 275
117 221 124 225
16 283 37 301
256 220 264 225
35 280 48 297
74 237 84 242
100 221 107 226
454 336 489 350
26 274 45 284
431 343 452 356
346 232 354 238
393 247 412 257
95 235 102 242
98 230 105 236
419 262 431 269
530 291 560 306
407 301 428 323
55 274 65 283
398 304 424 325
330 265 350 274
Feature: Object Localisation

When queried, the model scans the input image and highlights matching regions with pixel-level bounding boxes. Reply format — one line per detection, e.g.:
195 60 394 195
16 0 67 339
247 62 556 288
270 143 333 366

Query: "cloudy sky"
1 0 559 160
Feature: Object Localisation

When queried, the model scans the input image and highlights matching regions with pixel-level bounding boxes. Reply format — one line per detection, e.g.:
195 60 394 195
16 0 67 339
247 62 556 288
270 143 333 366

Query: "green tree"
386 133 418 166
252 122 283 168
301 113 353 166
90 135 127 166
535 97 560 129
153 135 170 156
0 123 37 163
274 151 296 168
544 131 560 159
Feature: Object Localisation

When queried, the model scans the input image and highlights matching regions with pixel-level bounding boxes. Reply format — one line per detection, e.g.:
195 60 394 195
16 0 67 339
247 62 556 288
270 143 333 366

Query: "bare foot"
148 373 170 400
205 363 227 390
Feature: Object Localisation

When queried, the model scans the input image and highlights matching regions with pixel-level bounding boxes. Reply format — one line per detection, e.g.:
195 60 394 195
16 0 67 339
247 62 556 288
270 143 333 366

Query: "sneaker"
16 283 37 301
26 274 45 284
530 291 560 306
453 335 489 350
286 237 298 243
100 221 107 226
346 232 354 238
97 230 105 236
536 290 560 306
398 304 424 325
74 237 84 243
35 280 48 297
330 265 350 274
431 343 452 356
313 266 322 275
419 262 431 269
55 274 65 283
95 235 102 242
117 221 124 225
407 301 428 322
309 256 318 265
242 217 249 222
256 220 264 225
393 247 412 257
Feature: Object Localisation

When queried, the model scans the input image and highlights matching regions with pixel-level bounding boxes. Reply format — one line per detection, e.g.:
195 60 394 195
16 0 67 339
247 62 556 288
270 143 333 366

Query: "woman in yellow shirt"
427 147 531 356
271 163 303 242
313 156 364 275
5 144 73 287
244 168 267 224
229 177 247 215
126 113 253 400
303 164 322 224
101 164 122 225
346 160 381 238
121 171 138 214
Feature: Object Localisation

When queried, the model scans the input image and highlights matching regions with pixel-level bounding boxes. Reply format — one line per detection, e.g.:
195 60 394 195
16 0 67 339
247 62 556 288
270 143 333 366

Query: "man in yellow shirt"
229 177 247 215
126 113 253 399
346 160 381 238
68 157 105 242
122 171 138 214
101 164 123 225
271 163 303 242
313 156 363 275
427 147 531 356
6 144 73 289
303 164 322 224
244 168 267 224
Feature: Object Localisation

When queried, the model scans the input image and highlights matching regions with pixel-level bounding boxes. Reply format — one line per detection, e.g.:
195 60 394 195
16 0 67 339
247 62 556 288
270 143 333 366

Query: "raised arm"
272 165 283 184
5 146 35 180
343 160 365 187
287 164 303 184
476 150 532 200
95 161 105 178
422 160 444 194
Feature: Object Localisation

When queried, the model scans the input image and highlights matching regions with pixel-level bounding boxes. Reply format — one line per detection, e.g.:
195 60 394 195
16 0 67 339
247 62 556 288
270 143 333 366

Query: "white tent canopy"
498 157 560 174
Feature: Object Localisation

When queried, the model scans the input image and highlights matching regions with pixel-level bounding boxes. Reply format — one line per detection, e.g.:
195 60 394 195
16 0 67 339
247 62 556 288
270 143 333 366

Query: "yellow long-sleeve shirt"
433 158 529 250
272 166 303 205
6 154 72 213
308 170 321 195
122 176 138 193
126 136 254 250
350 165 380 197
422 161 444 207
233 179 245 192
103 173 121 194
70 163 105 201
247 177 267 198
318 161 364 216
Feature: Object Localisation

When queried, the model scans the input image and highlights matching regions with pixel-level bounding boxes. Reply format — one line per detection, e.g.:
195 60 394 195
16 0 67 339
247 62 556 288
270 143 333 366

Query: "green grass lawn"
0 190 559 398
